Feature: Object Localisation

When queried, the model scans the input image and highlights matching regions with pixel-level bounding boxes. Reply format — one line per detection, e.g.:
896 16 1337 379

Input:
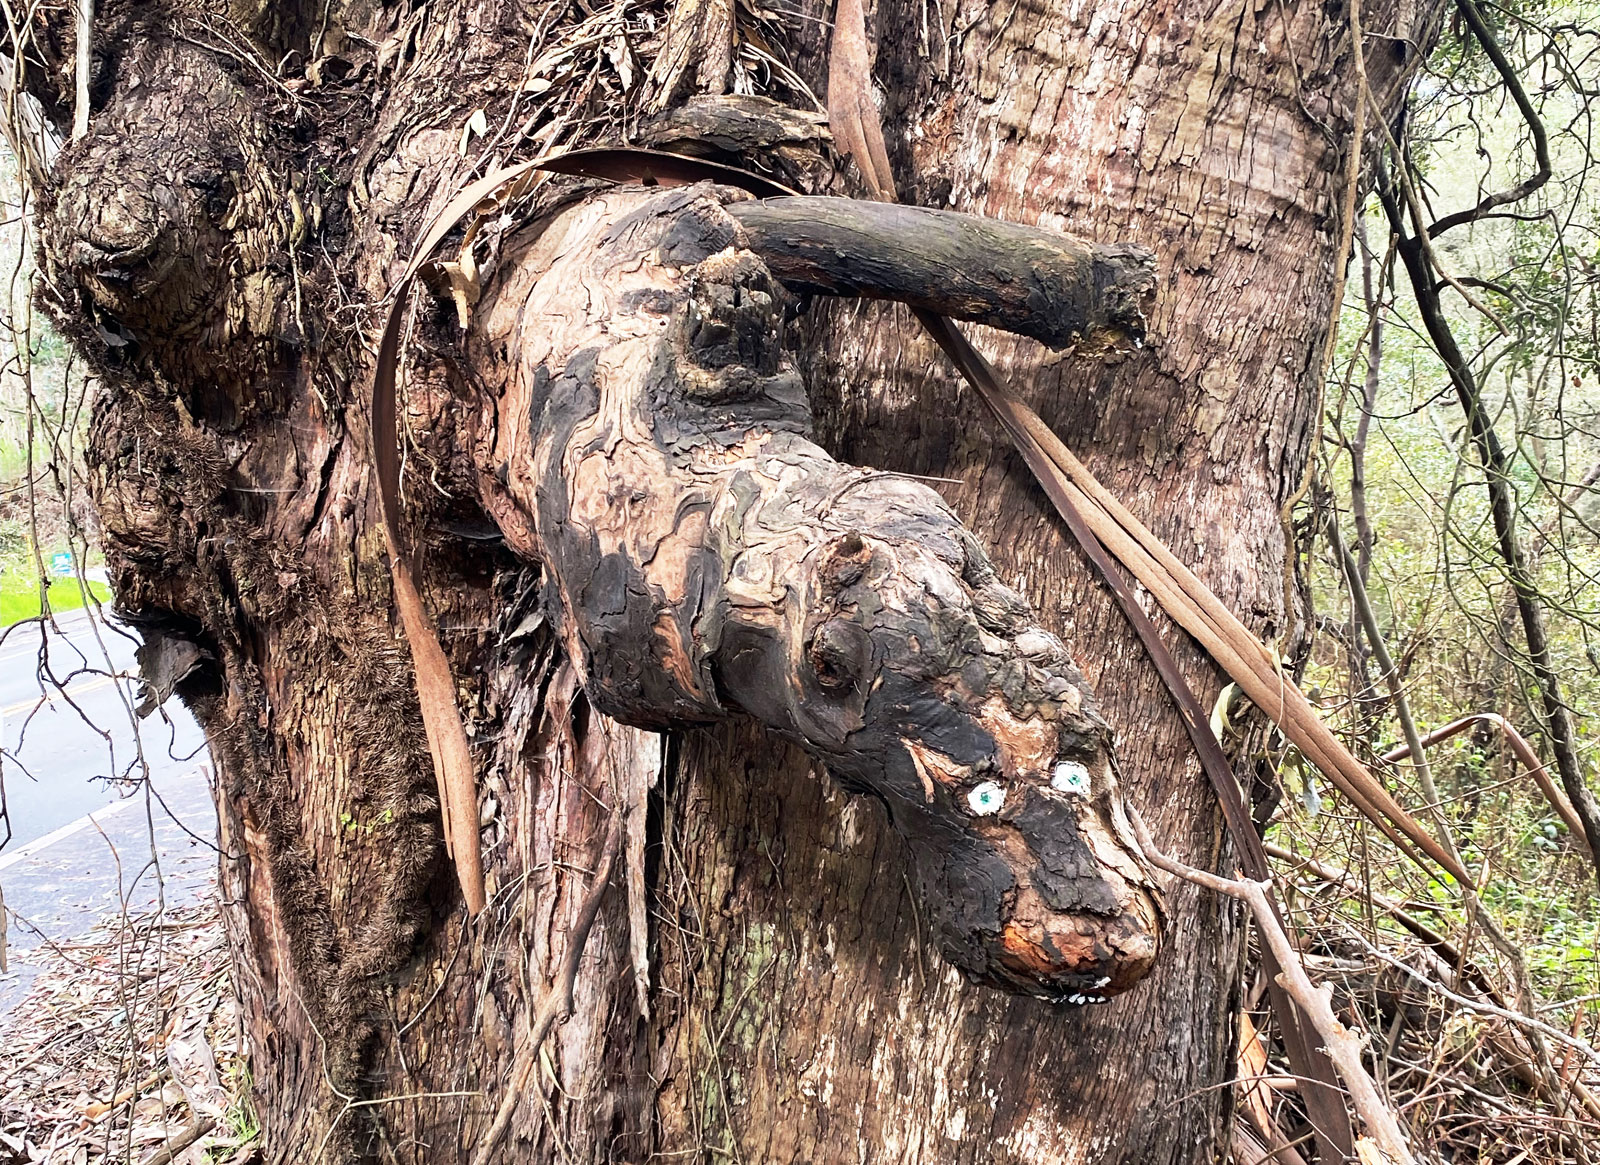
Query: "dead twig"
138 1116 216 1165
71 1 90 141
1129 809 1418 1164
1380 713 1589 859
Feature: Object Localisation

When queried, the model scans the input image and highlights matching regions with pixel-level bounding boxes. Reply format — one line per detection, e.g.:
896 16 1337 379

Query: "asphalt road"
0 611 217 1014
1 610 208 845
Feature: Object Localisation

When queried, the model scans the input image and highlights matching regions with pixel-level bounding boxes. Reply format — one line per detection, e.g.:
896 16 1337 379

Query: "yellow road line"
1 675 120 720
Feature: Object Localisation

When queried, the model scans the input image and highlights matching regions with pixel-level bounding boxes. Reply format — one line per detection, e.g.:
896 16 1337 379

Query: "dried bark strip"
984 382 1471 884
1381 714 1588 851
825 0 894 198
1133 813 1418 1165
372 159 551 915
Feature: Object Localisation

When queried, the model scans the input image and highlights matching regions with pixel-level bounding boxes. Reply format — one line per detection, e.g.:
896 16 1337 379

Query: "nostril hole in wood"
808 618 869 691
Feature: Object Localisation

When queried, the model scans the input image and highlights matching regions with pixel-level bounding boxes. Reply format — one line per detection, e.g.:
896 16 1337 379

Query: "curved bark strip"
472 183 1163 1000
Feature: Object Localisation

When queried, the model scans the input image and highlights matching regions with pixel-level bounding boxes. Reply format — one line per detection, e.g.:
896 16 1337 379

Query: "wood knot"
820 531 871 591
807 618 870 691
684 250 781 373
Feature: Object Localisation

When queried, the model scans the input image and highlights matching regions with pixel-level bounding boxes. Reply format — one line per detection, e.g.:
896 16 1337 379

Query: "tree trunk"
20 0 1441 1161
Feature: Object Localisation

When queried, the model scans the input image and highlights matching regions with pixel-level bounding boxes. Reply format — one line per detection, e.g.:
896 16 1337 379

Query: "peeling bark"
646 0 735 112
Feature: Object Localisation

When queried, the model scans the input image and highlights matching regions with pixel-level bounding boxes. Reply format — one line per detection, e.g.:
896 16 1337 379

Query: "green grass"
0 572 110 626
207 1057 261 1163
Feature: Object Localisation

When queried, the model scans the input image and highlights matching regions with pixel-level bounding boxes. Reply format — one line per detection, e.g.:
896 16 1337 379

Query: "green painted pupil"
1052 761 1091 794
968 781 1007 815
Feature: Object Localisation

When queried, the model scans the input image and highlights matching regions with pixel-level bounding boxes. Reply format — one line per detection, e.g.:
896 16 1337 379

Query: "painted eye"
1051 760 1092 796
967 781 1006 816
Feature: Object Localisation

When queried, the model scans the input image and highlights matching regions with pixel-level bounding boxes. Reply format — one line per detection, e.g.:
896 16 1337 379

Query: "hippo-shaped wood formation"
470 183 1164 1002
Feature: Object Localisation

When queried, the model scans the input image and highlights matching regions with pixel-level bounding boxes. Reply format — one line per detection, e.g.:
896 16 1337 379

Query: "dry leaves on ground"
0 897 255 1165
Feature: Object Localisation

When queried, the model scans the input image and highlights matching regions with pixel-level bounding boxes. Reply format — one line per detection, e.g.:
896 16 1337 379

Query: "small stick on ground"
139 1116 216 1165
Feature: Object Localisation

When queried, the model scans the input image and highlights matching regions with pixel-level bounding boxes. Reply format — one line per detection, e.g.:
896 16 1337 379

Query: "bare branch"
1131 811 1419 1165
726 197 1155 351
1427 0 1552 237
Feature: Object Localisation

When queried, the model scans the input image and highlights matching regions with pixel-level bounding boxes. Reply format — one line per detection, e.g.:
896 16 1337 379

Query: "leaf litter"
0 891 255 1165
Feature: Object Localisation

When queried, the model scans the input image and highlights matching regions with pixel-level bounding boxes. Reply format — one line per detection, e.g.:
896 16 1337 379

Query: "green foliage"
207 1057 261 1162
0 570 110 626
1298 0 1600 1067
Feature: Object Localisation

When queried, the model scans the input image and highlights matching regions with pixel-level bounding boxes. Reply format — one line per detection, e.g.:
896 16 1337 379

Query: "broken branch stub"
473 184 1163 1001
726 197 1156 351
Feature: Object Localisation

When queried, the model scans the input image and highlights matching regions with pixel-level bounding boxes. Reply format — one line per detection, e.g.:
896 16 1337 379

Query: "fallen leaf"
458 108 489 156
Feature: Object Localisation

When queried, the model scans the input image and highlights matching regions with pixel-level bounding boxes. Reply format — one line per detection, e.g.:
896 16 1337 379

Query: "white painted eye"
967 781 1006 816
1051 760 1092 796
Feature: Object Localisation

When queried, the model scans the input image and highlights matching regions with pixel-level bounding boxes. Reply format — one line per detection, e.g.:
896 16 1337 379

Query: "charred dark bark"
638 93 831 195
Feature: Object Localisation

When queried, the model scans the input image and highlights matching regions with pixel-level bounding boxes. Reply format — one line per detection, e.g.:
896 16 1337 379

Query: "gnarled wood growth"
470 182 1161 999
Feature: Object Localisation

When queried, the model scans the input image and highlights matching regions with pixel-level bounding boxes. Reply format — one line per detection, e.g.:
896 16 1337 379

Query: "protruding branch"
727 196 1155 351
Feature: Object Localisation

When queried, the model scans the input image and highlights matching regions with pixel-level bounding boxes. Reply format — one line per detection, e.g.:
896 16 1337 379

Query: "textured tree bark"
470 182 1162 1001
22 0 1444 1161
